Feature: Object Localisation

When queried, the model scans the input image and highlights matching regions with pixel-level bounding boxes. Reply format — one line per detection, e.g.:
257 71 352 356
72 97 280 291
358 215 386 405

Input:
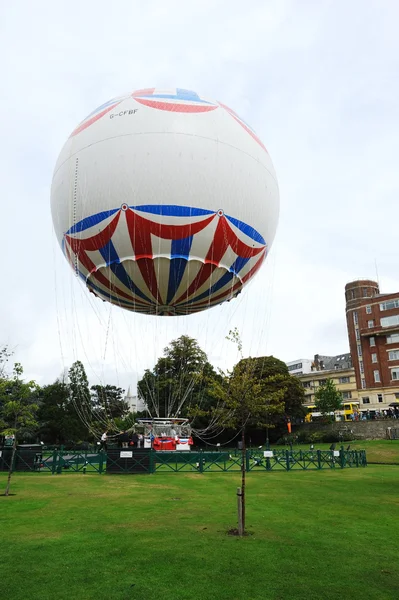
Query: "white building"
285 359 313 376
124 386 147 413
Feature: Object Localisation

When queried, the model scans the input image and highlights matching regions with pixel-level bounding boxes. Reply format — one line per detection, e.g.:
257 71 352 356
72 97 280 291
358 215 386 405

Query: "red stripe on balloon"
131 88 156 97
133 98 218 113
174 215 264 305
125 210 161 304
65 211 121 252
70 102 122 137
219 102 267 153
179 250 266 309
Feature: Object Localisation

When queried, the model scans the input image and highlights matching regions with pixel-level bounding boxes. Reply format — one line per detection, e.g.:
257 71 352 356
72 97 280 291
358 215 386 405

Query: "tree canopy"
0 337 309 446
137 335 219 418
239 356 306 423
314 378 343 417
0 363 39 495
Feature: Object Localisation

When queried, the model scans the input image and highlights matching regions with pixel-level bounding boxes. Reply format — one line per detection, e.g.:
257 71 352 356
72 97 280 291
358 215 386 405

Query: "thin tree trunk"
237 487 243 536
241 426 246 534
4 439 17 497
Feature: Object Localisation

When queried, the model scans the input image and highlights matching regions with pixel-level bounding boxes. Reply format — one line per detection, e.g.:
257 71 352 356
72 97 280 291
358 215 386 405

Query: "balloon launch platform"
0 446 367 475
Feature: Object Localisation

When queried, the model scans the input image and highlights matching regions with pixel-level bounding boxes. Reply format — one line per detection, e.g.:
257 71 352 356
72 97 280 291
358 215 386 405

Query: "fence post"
245 449 250 472
51 450 57 475
355 450 359 468
339 448 345 469
199 450 204 473
56 451 63 475
317 450 322 469
149 450 155 474
99 452 104 474
285 450 290 471
237 487 243 536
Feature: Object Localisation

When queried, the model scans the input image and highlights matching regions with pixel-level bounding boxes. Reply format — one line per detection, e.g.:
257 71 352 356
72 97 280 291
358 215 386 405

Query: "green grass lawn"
1 466 398 600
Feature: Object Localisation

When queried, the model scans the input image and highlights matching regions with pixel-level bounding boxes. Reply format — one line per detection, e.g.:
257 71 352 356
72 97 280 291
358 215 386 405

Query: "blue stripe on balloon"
144 89 213 104
109 262 154 304
133 205 214 217
99 240 120 266
64 206 265 260
98 241 154 304
66 209 119 235
225 215 266 244
230 255 251 274
178 255 252 307
166 237 193 304
84 97 121 120
88 278 153 309
181 271 235 306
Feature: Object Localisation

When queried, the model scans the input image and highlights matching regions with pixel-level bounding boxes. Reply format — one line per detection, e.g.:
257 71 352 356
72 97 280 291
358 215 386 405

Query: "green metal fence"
0 447 367 474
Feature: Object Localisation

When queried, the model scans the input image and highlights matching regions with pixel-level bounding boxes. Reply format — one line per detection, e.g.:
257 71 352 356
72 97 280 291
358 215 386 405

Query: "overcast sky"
1 0 398 393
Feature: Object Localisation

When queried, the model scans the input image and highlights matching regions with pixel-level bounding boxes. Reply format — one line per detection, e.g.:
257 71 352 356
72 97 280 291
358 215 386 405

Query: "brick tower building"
345 280 399 410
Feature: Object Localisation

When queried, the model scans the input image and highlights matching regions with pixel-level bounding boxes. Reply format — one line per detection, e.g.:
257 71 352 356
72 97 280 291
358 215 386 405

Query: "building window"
357 344 362 357
374 370 380 383
302 381 311 388
363 287 369 297
366 305 372 314
381 315 399 328
339 376 350 384
371 353 377 363
370 337 376 347
342 391 352 400
387 333 399 344
377 394 383 403
380 298 399 311
355 329 360 340
361 378 366 389
388 350 399 360
362 396 370 404
288 362 302 371
353 311 358 325
318 379 327 386
391 369 399 381
360 360 364 374
368 320 374 328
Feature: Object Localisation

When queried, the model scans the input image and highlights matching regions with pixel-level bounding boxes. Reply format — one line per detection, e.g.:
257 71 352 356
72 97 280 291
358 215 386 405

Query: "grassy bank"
1 466 398 600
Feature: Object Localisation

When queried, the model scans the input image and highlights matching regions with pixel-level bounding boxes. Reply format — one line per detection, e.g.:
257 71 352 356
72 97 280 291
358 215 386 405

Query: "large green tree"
137 335 219 418
91 385 129 420
314 378 342 419
38 379 87 444
68 361 94 438
241 356 306 427
0 363 39 496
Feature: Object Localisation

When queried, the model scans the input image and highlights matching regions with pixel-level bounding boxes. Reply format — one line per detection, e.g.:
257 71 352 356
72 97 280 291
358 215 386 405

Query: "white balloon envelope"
51 88 279 316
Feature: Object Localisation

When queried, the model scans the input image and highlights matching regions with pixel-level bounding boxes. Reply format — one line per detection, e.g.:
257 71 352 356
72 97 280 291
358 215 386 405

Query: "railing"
0 447 367 474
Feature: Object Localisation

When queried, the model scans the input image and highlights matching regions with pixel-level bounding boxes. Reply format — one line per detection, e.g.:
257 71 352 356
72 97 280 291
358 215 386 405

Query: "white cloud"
1 0 398 392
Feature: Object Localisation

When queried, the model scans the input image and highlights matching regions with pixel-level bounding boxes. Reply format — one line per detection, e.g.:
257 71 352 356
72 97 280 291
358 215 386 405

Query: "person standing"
121 431 130 448
131 432 139 447
99 431 108 452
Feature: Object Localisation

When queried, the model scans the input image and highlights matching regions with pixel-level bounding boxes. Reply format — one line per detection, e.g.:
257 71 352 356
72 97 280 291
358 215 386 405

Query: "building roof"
312 353 352 371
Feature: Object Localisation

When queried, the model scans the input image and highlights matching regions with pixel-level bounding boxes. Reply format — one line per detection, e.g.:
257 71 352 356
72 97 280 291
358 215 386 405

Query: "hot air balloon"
51 88 279 316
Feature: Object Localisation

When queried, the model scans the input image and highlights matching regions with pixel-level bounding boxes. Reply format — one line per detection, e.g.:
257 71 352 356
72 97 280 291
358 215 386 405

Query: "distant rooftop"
312 353 352 371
